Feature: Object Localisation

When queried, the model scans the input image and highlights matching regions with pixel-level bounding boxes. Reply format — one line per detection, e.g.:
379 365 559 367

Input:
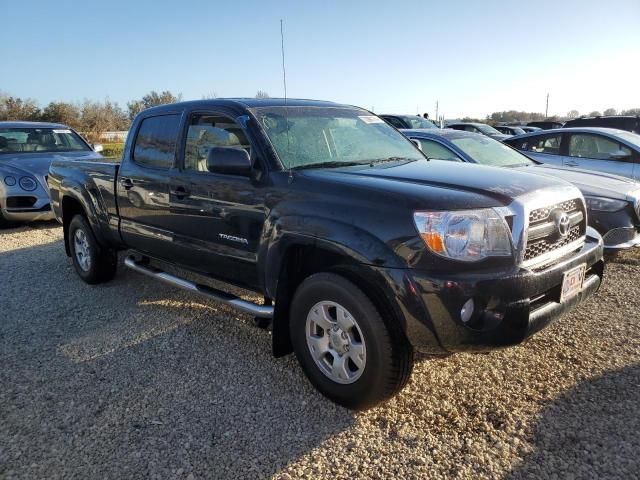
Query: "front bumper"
1 204 55 222
386 236 604 353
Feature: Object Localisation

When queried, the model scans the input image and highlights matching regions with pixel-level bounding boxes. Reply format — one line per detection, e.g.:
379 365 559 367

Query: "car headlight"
18 176 38 191
584 196 627 212
4 176 17 186
413 209 512 261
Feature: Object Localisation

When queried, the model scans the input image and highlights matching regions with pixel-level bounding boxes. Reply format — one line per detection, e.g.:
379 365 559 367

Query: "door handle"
120 178 134 190
171 186 190 199
565 161 579 167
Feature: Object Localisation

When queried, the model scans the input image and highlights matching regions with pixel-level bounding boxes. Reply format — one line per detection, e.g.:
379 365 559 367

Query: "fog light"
460 298 474 323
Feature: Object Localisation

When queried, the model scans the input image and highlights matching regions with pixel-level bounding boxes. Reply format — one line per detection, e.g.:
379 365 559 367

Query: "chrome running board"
124 256 273 318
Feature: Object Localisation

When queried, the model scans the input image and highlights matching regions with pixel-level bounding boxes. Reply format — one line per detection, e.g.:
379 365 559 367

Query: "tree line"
483 108 640 124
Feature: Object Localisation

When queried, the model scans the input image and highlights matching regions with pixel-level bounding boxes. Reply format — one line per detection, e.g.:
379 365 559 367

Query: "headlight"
4 176 16 186
18 176 38 191
413 209 512 261
584 196 627 212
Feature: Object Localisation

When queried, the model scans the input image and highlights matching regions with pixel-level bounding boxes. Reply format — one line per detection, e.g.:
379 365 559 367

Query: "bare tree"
622 108 640 115
127 90 182 120
255 90 270 99
603 108 617 116
80 100 128 142
202 91 218 100
567 110 580 119
588 111 602 117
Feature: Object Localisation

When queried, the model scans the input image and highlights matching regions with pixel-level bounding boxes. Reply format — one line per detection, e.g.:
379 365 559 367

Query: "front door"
169 111 268 290
563 132 634 179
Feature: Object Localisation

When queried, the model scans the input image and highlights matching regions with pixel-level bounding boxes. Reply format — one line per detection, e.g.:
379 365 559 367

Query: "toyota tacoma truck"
48 99 604 410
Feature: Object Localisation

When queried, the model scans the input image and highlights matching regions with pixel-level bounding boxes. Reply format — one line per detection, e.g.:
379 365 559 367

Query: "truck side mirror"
207 147 251 175
91 143 104 153
410 139 422 150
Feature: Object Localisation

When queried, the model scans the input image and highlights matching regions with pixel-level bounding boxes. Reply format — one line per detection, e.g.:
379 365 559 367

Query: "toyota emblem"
556 212 571 238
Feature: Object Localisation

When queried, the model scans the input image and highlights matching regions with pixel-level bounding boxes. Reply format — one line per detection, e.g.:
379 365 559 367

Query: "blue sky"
1 0 638 118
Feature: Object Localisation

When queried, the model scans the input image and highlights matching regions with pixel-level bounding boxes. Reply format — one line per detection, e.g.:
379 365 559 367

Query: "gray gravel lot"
1 222 639 479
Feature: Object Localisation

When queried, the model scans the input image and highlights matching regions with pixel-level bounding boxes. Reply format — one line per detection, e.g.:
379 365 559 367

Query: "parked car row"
0 99 637 409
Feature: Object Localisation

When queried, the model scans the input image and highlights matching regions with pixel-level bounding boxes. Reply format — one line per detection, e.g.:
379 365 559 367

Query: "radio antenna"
280 19 293 177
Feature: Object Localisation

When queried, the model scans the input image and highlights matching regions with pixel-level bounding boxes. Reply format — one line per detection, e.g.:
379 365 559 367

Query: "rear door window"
416 139 462 161
383 117 406 129
568 133 631 160
527 133 562 155
133 114 181 169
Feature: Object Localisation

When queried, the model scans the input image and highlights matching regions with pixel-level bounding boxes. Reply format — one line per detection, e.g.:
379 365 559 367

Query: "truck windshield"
251 106 425 169
0 128 91 155
450 135 534 167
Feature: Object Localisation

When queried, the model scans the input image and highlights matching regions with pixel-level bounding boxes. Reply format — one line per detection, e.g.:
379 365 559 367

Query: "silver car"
504 127 640 181
0 121 103 227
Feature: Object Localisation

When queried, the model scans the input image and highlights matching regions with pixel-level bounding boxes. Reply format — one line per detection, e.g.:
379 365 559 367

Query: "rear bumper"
383 236 604 353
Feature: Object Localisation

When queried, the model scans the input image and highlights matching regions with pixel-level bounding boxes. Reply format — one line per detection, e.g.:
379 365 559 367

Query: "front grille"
6 196 37 209
524 198 586 263
525 225 581 261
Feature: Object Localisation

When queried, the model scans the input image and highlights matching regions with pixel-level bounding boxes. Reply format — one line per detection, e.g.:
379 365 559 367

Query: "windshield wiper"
368 156 420 165
291 161 367 170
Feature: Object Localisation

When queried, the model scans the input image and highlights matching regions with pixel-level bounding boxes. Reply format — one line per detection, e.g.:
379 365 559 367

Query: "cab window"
184 114 251 172
133 114 181 169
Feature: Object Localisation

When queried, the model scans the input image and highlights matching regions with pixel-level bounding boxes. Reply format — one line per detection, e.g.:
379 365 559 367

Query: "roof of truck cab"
0 121 69 129
143 98 360 114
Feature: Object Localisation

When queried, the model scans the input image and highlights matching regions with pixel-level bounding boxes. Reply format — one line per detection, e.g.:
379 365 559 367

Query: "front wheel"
290 272 413 410
68 214 117 284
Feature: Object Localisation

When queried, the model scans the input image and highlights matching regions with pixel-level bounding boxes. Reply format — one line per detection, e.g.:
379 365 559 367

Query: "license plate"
560 264 586 303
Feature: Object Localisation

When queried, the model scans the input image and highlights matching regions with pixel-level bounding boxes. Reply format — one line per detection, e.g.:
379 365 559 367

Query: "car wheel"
68 214 117 284
290 272 413 410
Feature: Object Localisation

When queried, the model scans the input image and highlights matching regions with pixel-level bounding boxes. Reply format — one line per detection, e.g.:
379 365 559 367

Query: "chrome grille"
524 198 585 263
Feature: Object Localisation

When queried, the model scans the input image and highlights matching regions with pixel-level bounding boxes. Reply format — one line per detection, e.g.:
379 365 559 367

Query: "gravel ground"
1 222 638 479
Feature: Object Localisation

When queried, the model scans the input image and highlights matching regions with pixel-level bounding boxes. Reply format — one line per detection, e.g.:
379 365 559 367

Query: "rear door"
563 132 634 179
116 112 183 258
168 110 268 289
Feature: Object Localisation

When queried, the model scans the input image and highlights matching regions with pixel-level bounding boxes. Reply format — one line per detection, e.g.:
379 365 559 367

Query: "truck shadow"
1 241 355 478
505 364 640 479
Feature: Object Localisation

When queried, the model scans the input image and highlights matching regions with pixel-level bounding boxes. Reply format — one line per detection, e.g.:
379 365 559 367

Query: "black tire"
0 209 11 229
68 214 117 284
290 272 413 410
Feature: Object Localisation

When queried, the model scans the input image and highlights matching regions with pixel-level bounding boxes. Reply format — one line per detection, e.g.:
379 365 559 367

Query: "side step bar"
124 256 273 318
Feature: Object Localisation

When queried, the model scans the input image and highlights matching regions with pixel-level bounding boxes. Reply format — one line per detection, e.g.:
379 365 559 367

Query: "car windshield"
403 116 437 129
0 127 90 155
450 134 534 167
252 106 425 169
475 124 503 135
616 131 640 149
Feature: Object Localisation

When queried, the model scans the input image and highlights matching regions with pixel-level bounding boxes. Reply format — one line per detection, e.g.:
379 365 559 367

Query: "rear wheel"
68 215 117 284
290 272 413 410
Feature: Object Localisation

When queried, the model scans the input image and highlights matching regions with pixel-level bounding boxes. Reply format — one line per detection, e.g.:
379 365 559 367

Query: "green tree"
41 102 82 129
0 95 41 121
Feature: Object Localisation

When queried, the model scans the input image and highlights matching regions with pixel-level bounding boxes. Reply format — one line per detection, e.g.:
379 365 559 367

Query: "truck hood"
301 159 573 206
0 151 103 178
519 164 640 200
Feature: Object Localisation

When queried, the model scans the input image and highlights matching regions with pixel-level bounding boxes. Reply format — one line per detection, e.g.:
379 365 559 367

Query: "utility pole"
435 101 439 121
545 93 549 118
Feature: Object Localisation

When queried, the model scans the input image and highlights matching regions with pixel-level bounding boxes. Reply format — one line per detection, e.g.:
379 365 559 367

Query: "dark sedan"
494 125 526 136
445 122 510 141
402 128 640 251
380 114 438 129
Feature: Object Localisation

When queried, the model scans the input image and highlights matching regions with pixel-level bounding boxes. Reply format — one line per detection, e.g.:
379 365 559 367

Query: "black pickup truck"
48 99 604 409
